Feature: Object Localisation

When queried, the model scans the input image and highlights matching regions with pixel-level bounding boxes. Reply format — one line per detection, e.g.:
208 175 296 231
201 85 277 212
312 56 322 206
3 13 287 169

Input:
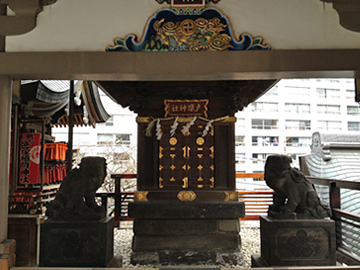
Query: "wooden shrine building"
2 0 360 268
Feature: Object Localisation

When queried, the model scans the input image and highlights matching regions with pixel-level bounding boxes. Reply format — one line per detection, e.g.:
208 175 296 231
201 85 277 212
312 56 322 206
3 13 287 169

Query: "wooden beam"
1 49 360 81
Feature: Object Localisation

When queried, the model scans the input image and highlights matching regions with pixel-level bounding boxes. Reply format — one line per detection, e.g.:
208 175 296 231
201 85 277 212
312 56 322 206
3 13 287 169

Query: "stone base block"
133 232 241 252
131 250 244 266
129 201 245 266
40 217 114 267
253 216 336 267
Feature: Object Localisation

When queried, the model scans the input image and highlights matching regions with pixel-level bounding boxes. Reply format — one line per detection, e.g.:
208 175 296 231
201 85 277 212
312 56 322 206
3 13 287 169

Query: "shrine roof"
300 132 360 182
20 80 110 128
95 80 278 115
299 132 360 216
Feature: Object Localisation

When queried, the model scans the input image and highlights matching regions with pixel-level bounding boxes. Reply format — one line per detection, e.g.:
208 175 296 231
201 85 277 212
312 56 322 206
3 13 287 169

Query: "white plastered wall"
5 0 360 51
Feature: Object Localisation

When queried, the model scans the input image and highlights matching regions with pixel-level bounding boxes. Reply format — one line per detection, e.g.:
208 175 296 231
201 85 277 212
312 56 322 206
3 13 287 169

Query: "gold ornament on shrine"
177 190 197 201
134 191 149 202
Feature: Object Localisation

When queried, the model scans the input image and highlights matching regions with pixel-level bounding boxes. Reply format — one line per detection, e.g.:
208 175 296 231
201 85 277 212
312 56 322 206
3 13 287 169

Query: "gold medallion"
169 137 178 145
180 19 196 36
196 137 205 145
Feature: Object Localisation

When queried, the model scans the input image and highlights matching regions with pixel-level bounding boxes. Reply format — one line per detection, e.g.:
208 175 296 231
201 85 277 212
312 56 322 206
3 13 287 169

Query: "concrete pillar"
0 75 12 243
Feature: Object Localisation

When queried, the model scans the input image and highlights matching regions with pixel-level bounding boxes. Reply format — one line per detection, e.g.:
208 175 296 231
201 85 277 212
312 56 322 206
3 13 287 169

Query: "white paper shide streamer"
181 116 197 135
202 119 214 137
170 116 179 137
156 119 163 140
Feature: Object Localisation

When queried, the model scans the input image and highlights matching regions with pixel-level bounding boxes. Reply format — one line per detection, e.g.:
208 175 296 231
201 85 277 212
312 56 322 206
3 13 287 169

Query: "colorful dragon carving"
106 8 270 52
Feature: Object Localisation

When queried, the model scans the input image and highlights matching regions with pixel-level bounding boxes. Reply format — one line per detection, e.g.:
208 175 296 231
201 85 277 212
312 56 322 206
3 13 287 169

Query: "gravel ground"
114 221 260 268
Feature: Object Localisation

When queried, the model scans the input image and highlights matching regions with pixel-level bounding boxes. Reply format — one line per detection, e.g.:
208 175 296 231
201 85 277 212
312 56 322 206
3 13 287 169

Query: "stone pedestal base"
252 216 336 267
131 251 243 265
129 201 245 265
39 217 115 267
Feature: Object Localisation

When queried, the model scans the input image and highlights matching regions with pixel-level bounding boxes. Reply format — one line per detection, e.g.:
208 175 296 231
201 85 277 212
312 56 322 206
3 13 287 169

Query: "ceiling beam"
1 49 360 81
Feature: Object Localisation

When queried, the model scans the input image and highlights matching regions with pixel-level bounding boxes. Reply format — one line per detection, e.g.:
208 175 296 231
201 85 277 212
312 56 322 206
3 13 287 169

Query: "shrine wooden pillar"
127 81 247 265
0 75 12 242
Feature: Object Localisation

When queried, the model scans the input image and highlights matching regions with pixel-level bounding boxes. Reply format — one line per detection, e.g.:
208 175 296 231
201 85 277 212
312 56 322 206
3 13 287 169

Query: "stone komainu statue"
46 156 107 221
265 154 331 219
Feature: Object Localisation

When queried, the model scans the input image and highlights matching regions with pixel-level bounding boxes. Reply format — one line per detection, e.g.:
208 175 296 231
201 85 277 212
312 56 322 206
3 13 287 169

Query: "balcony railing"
285 109 311 114
317 111 341 115
285 142 310 147
252 142 279 147
285 126 311 130
348 112 360 116
318 127 342 131
251 125 278 130
251 109 279 113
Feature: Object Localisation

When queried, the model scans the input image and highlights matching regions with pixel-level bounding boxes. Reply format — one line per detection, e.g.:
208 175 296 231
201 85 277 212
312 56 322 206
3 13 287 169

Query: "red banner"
19 132 41 185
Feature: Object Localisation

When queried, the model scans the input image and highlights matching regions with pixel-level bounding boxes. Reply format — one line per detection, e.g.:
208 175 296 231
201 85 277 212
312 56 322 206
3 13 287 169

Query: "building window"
252 153 268 164
97 133 113 145
347 106 360 116
348 122 360 131
252 119 278 130
251 102 278 113
235 136 245 146
325 79 340 83
235 153 245 164
285 120 311 130
347 89 355 100
253 171 264 181
285 137 311 147
318 121 342 131
97 133 131 145
252 136 279 146
317 105 341 115
115 134 131 145
316 88 340 99
285 103 310 114
73 133 90 146
284 86 310 98
235 118 245 130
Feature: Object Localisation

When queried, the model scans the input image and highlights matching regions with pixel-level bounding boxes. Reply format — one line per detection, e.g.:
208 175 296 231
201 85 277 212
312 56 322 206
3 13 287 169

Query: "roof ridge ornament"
311 132 331 161
0 0 57 36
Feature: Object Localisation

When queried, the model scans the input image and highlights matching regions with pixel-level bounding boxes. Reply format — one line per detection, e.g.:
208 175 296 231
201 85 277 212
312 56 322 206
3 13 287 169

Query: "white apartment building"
235 78 359 175
52 78 359 180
